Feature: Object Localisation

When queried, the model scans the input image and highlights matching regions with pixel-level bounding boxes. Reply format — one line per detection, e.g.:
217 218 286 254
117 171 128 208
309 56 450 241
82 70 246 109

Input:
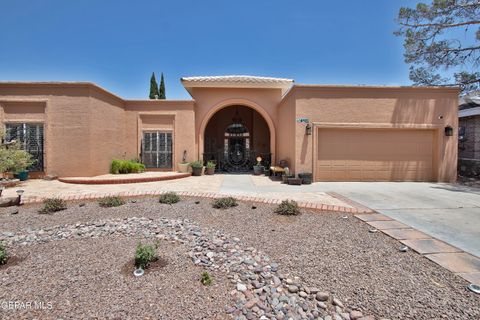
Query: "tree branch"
400 20 480 29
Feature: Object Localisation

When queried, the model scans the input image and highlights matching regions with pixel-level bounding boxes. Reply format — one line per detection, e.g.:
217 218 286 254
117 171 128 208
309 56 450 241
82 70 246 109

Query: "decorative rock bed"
0 217 375 320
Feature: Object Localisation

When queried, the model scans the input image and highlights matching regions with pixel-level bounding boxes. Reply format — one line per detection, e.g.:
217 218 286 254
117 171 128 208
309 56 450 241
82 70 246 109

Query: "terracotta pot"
206 167 215 175
192 167 203 176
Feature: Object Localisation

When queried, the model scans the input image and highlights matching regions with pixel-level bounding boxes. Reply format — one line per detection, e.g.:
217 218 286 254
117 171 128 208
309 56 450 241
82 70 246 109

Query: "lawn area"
0 196 479 319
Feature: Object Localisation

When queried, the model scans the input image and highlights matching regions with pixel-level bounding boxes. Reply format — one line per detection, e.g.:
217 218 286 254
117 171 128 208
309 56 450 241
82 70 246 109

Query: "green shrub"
135 242 158 269
39 198 67 214
110 159 145 174
200 271 212 285
0 242 7 265
275 200 300 215
190 160 204 169
159 192 180 204
212 197 238 209
98 196 125 208
206 161 216 169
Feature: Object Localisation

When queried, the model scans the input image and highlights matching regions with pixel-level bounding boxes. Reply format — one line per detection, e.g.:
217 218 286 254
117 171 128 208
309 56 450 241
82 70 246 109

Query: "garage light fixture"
445 126 454 137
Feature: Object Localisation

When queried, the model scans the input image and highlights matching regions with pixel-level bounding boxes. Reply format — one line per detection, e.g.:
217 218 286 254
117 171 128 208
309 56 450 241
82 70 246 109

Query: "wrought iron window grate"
141 131 172 168
4 123 44 171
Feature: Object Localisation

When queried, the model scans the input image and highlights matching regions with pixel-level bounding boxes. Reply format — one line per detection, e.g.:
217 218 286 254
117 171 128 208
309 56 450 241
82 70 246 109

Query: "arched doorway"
203 105 271 172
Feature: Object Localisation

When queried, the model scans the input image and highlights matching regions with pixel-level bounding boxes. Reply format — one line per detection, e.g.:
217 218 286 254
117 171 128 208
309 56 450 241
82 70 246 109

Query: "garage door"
315 128 434 182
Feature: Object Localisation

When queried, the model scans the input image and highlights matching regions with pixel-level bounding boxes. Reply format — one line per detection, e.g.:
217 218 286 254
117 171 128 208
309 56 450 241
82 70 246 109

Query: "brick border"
20 190 363 213
58 173 191 185
326 192 375 213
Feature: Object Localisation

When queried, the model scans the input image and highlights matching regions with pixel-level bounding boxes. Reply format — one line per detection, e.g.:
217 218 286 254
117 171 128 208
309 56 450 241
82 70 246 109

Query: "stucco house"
0 75 458 182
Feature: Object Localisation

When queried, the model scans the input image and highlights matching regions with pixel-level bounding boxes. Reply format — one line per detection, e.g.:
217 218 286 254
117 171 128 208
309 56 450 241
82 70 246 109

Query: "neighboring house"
458 90 480 177
0 75 458 182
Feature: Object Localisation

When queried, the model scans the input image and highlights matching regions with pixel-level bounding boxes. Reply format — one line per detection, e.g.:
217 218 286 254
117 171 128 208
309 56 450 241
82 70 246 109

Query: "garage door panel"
316 128 434 182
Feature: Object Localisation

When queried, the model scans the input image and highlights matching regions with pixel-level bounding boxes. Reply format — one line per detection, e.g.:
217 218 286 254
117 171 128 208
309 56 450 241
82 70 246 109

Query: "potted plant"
178 150 190 173
205 161 216 175
190 160 204 176
10 149 35 181
298 172 313 184
253 156 264 175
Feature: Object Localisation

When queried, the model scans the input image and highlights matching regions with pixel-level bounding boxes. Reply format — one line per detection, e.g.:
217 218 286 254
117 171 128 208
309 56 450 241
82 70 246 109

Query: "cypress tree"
149 72 159 99
158 73 166 99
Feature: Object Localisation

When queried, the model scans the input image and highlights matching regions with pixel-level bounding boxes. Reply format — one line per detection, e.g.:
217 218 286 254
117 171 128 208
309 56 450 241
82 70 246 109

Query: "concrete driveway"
309 182 480 258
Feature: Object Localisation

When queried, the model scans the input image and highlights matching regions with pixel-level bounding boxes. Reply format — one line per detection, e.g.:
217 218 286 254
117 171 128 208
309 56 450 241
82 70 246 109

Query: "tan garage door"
315 128 434 182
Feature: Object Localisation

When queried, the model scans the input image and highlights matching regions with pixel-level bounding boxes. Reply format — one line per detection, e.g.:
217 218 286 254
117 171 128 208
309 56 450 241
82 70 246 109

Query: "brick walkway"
3 174 371 213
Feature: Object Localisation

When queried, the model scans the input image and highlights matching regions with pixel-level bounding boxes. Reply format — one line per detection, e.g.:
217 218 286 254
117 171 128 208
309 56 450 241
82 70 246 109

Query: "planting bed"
0 197 479 319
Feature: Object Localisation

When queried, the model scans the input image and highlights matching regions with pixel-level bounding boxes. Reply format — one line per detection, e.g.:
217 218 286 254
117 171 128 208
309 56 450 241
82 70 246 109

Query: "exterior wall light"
305 123 312 135
445 126 454 137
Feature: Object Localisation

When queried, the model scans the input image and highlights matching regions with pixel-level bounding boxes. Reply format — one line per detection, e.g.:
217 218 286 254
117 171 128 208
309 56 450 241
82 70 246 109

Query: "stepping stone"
401 239 461 255
426 252 480 274
458 272 480 285
382 228 431 240
355 213 392 222
366 220 410 230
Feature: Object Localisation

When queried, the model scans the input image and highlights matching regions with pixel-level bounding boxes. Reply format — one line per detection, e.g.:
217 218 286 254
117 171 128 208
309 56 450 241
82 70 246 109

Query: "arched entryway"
203 105 272 172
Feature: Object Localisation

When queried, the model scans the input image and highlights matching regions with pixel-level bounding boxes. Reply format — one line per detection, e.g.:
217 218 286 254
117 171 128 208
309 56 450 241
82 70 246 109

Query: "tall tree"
158 73 166 99
395 0 480 93
149 72 159 99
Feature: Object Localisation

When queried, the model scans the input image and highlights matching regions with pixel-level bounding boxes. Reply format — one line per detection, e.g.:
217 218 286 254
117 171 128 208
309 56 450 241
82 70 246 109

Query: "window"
5 123 44 171
141 131 172 168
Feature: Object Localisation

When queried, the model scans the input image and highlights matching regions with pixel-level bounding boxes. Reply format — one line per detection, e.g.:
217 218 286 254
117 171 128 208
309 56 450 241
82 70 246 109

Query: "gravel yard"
0 196 479 319
0 236 230 319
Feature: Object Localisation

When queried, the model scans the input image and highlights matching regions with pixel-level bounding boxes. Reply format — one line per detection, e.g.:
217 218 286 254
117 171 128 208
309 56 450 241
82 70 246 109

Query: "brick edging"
21 190 360 213
326 192 375 213
58 173 191 185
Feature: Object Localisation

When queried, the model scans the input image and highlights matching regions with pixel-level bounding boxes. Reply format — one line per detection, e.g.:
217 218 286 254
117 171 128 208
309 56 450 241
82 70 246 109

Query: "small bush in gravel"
39 198 67 214
159 192 180 204
212 197 238 209
0 242 7 265
134 242 158 269
200 271 212 285
275 200 300 215
98 196 125 208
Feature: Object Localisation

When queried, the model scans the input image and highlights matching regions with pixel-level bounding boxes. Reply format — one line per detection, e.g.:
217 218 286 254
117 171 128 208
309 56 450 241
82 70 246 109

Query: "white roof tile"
181 75 293 84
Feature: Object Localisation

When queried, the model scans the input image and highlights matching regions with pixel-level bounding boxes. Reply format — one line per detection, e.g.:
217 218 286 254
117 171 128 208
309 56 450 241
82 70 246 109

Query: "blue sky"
0 0 419 99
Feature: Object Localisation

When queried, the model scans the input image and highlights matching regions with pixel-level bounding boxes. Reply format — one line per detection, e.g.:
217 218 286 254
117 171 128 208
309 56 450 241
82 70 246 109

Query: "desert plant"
190 160 204 169
0 242 7 265
0 130 36 174
98 196 125 208
39 198 67 214
159 192 180 204
135 242 158 269
212 197 238 209
275 200 300 215
206 161 216 169
110 159 145 174
200 271 212 285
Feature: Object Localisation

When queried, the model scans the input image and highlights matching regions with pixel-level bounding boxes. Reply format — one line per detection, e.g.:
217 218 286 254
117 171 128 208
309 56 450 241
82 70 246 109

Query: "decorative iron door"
141 131 172 169
5 123 44 171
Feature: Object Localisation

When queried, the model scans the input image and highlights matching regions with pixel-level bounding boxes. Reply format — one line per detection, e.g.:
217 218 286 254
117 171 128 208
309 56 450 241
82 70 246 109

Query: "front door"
142 131 172 169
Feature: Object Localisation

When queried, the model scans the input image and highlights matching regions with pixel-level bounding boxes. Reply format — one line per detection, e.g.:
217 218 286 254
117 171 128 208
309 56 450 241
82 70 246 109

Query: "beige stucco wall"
0 82 458 182
291 85 459 182
124 100 195 169
0 83 195 177
276 88 296 171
